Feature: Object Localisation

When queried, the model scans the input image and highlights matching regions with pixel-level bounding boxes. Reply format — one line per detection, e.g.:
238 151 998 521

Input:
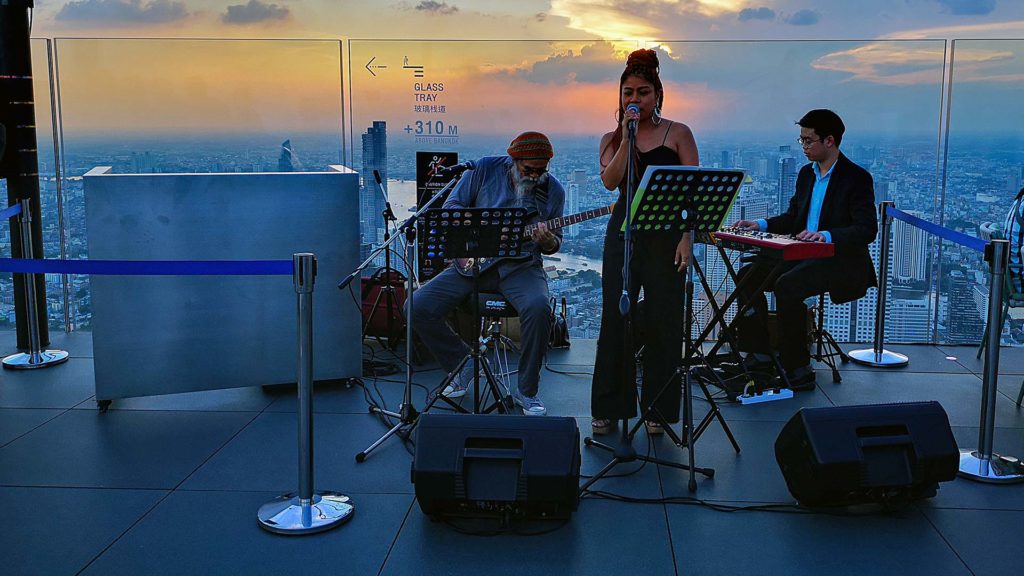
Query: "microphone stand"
581 117 642 491
350 172 464 462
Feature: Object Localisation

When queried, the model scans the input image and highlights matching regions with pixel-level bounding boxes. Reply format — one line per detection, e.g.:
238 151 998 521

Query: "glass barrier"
349 40 947 341
0 38 64 333
52 38 345 329
942 39 1024 346
653 40 947 344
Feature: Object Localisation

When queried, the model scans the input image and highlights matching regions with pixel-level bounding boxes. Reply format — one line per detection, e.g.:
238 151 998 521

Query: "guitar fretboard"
523 204 614 236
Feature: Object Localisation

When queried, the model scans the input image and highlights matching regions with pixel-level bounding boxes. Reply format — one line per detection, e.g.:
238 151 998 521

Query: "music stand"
417 206 526 414
582 166 743 493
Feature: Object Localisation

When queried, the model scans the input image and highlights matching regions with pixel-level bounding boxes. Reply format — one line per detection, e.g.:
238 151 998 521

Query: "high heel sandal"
644 420 664 435
591 418 615 435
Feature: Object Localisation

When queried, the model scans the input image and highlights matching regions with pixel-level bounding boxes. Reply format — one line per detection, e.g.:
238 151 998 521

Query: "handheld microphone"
626 103 640 132
436 160 475 176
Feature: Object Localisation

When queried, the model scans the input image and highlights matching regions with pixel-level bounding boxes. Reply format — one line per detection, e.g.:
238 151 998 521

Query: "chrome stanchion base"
958 450 1024 484
848 348 909 368
2 349 71 370
258 492 354 535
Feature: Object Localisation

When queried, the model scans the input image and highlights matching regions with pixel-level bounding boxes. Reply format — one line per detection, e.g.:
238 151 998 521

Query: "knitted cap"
507 131 554 160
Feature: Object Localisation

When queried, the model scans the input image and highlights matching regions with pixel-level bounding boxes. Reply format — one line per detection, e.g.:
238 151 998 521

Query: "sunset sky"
25 1 1024 141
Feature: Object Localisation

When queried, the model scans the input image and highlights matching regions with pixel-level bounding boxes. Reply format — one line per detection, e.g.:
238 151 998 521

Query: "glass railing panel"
942 39 1024 346
655 40 947 344
348 39 638 339
0 38 64 333
52 38 345 330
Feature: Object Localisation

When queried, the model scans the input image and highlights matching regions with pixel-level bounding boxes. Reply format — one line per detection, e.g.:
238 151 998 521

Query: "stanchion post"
849 201 909 367
2 199 70 370
959 239 1024 483
258 253 355 533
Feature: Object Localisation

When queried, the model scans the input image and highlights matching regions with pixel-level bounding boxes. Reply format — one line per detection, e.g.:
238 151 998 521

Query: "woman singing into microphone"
591 48 699 436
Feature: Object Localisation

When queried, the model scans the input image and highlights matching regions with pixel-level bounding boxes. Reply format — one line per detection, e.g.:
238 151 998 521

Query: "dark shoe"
592 418 616 435
645 421 665 435
775 365 816 392
719 355 775 377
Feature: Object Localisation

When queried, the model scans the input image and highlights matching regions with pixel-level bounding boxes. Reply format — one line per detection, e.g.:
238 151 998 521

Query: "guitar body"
448 203 614 277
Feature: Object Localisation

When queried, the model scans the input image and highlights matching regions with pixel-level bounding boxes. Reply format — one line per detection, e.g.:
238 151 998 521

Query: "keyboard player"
731 109 877 391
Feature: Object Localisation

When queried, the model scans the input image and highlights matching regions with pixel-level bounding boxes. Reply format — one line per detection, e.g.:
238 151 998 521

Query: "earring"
652 106 663 126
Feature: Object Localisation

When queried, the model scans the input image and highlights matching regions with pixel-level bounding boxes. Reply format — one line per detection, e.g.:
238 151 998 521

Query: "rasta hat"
507 131 554 160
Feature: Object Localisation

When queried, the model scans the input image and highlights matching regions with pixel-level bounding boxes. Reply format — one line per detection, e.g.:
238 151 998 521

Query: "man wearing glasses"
732 109 878 391
411 131 565 416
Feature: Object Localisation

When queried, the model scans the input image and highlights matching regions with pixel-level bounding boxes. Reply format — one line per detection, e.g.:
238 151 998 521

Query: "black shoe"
719 355 775 377
774 365 816 392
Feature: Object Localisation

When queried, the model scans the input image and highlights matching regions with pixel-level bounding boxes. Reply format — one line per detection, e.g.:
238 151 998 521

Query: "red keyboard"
710 227 835 261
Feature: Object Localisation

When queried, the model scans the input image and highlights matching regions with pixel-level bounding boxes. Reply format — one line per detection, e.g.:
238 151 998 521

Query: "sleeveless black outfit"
591 136 686 423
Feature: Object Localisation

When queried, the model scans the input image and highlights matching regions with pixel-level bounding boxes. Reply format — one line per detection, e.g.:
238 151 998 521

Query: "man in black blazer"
733 109 878 390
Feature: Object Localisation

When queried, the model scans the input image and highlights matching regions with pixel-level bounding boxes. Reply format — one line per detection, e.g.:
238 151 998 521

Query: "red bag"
361 268 407 343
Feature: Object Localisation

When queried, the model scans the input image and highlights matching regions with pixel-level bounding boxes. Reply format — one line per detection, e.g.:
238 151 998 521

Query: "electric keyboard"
710 227 835 261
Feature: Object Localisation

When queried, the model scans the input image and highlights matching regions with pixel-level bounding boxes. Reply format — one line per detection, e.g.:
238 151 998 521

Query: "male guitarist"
411 131 565 416
732 109 877 391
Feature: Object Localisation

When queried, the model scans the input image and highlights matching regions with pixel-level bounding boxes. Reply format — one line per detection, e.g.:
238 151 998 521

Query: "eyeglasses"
518 163 549 177
797 136 824 148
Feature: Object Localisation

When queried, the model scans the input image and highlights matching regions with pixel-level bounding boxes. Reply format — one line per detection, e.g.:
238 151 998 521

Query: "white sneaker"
513 390 546 416
441 364 474 399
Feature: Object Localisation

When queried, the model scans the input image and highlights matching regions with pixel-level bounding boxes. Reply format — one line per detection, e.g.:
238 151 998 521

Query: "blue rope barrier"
1 204 23 220
0 258 294 276
888 207 987 253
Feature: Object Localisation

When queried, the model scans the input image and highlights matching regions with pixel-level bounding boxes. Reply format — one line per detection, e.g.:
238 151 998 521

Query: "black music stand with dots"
416 207 528 415
582 166 744 493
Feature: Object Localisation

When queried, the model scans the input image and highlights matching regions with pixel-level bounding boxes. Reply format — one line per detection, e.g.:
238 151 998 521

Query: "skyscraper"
946 270 984 344
360 121 388 248
777 156 796 213
892 211 929 284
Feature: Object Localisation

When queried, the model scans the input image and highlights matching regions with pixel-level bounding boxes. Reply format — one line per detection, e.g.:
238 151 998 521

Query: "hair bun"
626 49 659 70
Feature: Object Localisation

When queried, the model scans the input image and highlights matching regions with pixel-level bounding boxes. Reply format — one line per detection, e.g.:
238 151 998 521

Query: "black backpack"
548 296 570 349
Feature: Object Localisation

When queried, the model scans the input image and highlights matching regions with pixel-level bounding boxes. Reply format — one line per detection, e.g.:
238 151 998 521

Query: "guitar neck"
524 204 614 236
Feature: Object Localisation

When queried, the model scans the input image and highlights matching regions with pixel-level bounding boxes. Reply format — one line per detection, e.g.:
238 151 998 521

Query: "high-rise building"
360 121 388 249
721 150 731 168
946 270 984 344
564 169 586 238
777 156 796 213
892 211 929 284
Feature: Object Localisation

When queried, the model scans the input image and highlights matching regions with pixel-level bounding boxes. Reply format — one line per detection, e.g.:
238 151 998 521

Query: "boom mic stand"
345 173 461 463
362 169 406 350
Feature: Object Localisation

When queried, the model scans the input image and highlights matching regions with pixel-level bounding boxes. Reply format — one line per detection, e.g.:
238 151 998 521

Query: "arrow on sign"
365 56 388 77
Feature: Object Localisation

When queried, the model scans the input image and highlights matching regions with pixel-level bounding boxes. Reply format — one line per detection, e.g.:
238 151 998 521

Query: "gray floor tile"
183 412 418 494
82 490 411 576
818 369 1024 428
922 426 1024 511
74 385 278 412
382 498 674 576
0 409 255 489
0 329 93 358
0 407 63 447
669 505 970 575
0 358 96 408
0 486 167 576
922 508 1024 575
841 343 972 373
546 338 596 366
936 343 1024 375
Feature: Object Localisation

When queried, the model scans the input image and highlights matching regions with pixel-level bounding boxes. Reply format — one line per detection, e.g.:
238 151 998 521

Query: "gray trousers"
411 264 551 397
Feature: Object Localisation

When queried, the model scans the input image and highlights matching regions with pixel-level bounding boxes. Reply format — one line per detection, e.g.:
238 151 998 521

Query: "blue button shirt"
757 160 834 243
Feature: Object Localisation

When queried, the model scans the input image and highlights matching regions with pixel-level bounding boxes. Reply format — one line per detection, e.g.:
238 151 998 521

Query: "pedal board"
738 388 794 405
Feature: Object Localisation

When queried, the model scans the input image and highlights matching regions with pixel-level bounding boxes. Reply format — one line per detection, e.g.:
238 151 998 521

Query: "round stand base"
3 350 71 370
958 450 1024 484
848 348 909 368
258 492 354 535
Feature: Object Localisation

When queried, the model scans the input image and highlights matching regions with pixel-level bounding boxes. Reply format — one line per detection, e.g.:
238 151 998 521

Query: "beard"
512 165 547 200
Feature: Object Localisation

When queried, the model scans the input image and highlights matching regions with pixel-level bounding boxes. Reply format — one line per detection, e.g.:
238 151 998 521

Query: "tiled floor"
1 331 1023 575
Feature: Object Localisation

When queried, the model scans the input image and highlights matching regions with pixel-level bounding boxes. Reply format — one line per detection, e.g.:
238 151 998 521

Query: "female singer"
591 49 700 435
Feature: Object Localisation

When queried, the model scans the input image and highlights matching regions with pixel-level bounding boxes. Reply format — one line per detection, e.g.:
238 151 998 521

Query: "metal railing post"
849 201 909 367
2 199 69 370
958 239 1024 483
258 253 355 533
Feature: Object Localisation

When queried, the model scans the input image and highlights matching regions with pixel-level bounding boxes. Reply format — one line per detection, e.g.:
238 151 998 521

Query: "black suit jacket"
766 152 878 304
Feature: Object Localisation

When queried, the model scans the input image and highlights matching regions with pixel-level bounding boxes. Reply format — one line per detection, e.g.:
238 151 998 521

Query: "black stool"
457 291 519 399
810 293 848 382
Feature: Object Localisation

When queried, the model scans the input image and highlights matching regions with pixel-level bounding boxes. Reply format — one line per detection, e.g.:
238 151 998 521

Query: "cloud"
55 0 189 24
934 0 997 16
222 0 292 25
415 1 459 15
738 7 775 22
499 41 625 84
786 9 820 26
